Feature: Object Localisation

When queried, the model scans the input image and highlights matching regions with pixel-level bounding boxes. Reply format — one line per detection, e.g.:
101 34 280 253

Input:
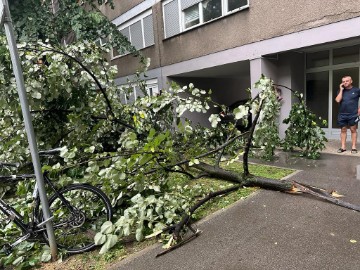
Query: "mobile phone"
355 116 360 123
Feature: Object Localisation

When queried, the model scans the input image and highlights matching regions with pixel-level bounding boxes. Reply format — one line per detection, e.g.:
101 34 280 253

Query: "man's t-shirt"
339 87 360 115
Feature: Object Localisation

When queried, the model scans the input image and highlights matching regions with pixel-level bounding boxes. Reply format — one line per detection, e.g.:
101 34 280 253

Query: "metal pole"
1 0 57 259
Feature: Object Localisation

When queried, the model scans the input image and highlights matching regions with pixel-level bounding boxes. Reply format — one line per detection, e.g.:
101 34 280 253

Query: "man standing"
335 75 360 153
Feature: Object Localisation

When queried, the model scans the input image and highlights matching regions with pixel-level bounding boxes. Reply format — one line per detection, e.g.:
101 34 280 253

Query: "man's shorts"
337 113 358 127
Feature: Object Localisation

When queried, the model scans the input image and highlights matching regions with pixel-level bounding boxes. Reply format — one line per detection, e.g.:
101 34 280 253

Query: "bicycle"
0 161 113 255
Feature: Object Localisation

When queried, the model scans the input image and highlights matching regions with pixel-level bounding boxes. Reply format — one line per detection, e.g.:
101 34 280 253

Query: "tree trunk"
194 162 293 192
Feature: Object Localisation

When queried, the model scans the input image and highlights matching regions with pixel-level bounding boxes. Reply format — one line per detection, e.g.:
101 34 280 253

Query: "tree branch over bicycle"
0 31 339 263
0 1 349 269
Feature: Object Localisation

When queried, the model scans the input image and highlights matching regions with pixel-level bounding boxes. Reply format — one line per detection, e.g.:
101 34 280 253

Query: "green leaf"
41 251 51 262
99 234 118 254
145 230 163 239
135 227 144 241
12 256 24 265
31 91 42 99
52 163 61 169
162 235 174 249
94 232 107 245
208 114 220 128
233 105 248 120
84 146 95 153
100 221 115 234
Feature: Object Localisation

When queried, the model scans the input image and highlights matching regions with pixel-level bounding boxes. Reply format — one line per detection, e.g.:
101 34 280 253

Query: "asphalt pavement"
110 141 360 270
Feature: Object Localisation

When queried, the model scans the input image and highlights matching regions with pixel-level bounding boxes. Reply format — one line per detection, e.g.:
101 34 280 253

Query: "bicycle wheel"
42 184 113 254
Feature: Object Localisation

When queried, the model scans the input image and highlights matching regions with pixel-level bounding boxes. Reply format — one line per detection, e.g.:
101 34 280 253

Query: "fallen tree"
1 3 350 266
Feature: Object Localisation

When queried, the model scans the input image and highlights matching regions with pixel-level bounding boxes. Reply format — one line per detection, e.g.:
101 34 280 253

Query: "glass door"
306 71 329 127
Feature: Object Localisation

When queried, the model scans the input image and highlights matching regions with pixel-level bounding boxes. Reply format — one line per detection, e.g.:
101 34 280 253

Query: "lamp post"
0 0 57 259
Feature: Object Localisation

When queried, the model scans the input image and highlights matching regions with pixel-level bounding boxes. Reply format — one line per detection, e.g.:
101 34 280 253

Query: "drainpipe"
0 0 58 260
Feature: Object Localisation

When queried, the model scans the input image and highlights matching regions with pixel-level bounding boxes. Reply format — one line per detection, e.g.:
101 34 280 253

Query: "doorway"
305 45 360 139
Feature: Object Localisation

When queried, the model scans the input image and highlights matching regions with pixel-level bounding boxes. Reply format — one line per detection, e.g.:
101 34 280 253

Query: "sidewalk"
322 138 360 156
110 141 360 270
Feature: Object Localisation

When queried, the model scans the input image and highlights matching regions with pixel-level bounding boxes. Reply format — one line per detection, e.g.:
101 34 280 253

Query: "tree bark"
193 162 243 184
193 162 293 192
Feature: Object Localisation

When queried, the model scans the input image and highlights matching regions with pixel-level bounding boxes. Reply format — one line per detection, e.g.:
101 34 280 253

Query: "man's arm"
335 83 344 103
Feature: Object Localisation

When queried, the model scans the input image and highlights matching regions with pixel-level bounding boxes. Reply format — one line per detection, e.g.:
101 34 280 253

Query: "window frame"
162 0 249 38
112 9 154 59
119 79 159 104
183 4 201 29
182 0 249 31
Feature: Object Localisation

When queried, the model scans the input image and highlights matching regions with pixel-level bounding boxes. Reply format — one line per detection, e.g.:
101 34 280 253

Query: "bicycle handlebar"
0 174 35 183
38 148 61 156
0 148 61 168
0 162 20 168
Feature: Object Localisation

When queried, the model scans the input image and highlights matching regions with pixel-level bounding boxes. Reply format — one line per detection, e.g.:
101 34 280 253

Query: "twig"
243 99 264 176
293 182 360 212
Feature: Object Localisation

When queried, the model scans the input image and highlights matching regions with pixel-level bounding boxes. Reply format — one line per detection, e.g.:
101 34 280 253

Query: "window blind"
130 21 143 50
181 0 202 10
164 0 180 38
143 14 155 47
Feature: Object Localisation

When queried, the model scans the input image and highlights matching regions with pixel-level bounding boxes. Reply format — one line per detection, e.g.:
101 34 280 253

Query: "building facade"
99 0 360 139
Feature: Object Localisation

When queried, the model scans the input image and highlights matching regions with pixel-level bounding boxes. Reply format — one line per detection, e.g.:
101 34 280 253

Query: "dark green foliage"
282 93 327 159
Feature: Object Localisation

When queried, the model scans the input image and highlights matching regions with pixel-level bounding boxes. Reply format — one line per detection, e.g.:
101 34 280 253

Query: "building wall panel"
109 0 360 77
159 0 360 66
99 0 145 21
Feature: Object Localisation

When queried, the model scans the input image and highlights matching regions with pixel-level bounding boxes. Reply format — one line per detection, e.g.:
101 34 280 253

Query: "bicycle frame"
0 172 71 250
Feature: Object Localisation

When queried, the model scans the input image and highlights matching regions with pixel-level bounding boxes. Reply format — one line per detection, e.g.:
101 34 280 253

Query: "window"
163 0 249 37
305 46 360 131
306 51 329 69
228 0 248 12
184 5 200 29
333 45 360 65
113 10 155 58
94 36 109 54
130 21 143 50
95 37 108 47
119 80 159 104
112 27 131 58
184 0 248 29
146 80 160 96
163 0 181 38
203 0 222 23
183 0 223 29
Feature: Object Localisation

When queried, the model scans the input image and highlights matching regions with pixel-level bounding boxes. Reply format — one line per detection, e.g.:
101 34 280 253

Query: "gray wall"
169 75 251 127
277 52 305 138
99 0 145 21
104 0 360 77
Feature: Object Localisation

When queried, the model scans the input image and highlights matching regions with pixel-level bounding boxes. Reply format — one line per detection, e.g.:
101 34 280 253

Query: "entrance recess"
305 45 360 139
